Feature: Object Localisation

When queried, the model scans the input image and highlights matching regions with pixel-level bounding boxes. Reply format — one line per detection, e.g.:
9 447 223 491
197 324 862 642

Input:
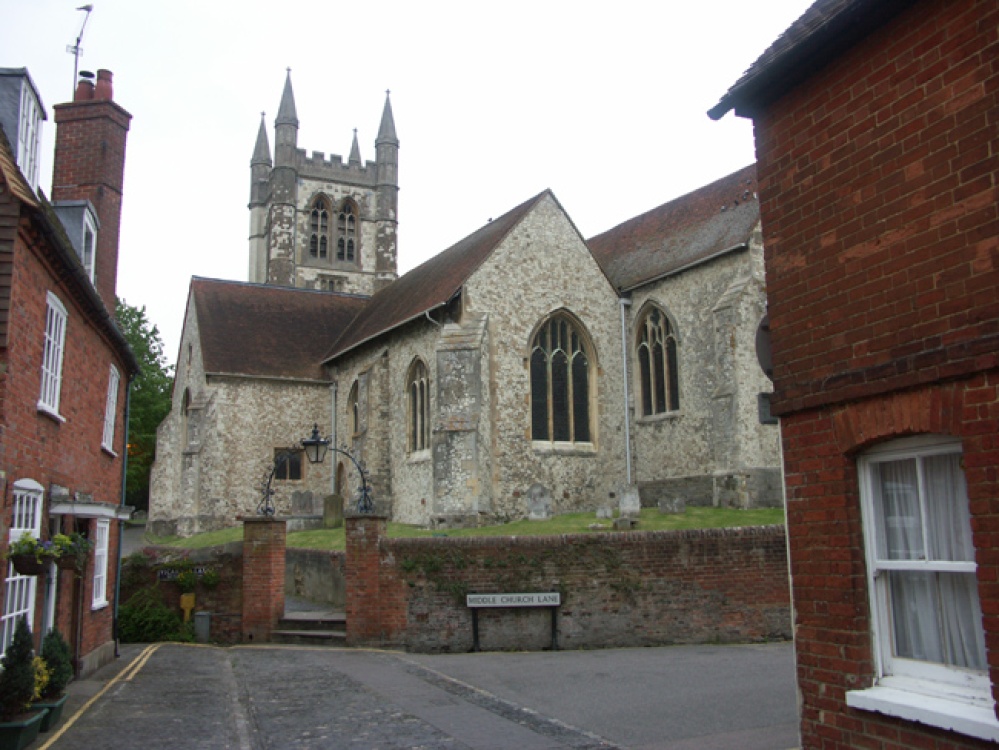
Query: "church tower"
247 72 399 294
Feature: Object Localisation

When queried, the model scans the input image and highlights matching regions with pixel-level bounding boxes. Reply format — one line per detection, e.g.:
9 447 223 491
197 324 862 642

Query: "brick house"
710 0 998 746
0 68 138 676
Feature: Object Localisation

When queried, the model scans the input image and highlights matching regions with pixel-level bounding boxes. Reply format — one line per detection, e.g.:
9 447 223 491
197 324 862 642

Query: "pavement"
39 641 799 750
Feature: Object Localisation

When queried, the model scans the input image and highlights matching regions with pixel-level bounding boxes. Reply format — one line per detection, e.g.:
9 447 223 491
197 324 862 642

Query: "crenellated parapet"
297 150 379 185
248 73 398 291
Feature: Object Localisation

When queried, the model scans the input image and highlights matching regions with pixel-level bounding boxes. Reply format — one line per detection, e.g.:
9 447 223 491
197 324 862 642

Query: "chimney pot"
75 70 95 102
95 69 113 101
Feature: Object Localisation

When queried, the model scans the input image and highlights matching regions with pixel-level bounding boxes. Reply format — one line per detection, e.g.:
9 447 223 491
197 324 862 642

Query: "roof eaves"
619 242 750 294
323 299 451 364
708 0 918 121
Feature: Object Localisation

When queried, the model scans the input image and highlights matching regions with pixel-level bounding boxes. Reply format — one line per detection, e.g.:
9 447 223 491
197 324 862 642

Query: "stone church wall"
468 195 628 518
628 231 780 508
149 302 334 536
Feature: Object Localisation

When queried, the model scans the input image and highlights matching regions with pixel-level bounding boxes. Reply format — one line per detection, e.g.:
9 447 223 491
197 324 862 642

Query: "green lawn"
151 506 784 552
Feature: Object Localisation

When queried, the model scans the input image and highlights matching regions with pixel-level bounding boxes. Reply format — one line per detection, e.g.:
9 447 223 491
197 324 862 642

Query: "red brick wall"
345 515 408 646
345 520 791 651
781 378 999 749
754 0 998 417
750 1 999 748
2 220 130 666
51 89 131 311
241 518 286 643
120 545 246 645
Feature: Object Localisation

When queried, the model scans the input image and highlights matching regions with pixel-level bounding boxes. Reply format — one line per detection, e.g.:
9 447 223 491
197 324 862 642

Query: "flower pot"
8 555 46 576
0 708 48 750
34 694 68 732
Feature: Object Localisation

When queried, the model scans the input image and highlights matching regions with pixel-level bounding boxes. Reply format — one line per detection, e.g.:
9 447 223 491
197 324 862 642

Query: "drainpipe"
619 297 633 485
112 376 133 659
329 381 338 495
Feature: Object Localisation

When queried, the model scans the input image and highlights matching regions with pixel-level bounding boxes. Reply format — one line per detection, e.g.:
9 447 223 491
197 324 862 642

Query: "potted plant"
34 629 72 732
5 535 53 576
51 533 93 572
0 617 48 749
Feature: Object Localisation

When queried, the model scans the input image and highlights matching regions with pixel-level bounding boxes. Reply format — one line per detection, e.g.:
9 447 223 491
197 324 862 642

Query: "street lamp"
257 424 374 517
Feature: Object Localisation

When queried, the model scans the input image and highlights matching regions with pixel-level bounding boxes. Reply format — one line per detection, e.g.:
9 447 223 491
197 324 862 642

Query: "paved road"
42 642 798 750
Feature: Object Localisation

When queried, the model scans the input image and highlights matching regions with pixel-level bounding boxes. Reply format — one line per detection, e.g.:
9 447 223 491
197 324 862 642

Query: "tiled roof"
325 190 550 361
191 277 368 380
708 0 917 120
587 165 759 292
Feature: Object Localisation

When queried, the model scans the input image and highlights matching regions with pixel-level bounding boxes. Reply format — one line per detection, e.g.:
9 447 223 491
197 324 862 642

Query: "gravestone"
291 490 319 515
324 494 344 529
527 483 553 521
596 505 613 519
619 486 641 518
659 497 686 515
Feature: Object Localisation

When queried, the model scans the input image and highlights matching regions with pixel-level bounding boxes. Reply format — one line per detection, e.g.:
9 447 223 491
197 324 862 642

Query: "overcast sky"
1 0 812 366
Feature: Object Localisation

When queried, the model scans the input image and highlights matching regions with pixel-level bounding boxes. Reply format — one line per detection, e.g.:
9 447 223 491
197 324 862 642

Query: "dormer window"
82 213 96 281
17 77 43 193
51 201 99 284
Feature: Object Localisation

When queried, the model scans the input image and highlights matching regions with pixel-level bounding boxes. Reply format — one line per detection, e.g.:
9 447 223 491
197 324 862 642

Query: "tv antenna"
67 4 94 95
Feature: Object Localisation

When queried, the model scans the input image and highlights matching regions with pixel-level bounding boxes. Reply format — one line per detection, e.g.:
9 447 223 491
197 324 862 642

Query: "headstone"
659 497 686 515
323 494 344 529
613 517 637 530
527 483 553 521
619 486 641 518
596 505 613 519
291 490 319 515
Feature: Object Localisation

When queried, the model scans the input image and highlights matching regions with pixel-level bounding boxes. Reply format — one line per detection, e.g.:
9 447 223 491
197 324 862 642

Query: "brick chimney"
51 69 132 310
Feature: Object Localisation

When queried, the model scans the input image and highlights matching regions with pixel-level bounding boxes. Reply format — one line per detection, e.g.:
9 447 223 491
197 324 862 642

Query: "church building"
148 74 780 536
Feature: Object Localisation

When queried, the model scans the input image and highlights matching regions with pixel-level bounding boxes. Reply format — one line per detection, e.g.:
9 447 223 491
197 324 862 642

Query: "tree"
116 299 174 512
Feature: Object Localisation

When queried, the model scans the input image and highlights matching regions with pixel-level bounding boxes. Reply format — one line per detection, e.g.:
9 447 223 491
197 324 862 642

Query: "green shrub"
118 588 190 643
40 629 73 698
0 617 36 720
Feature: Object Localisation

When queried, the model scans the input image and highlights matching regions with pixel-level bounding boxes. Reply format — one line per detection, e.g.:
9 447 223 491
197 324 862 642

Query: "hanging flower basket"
8 555 48 577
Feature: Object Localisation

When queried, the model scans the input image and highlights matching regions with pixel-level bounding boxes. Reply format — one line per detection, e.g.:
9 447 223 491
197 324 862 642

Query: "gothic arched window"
530 313 593 444
636 305 679 416
308 196 331 260
337 199 358 262
407 359 430 453
348 380 360 445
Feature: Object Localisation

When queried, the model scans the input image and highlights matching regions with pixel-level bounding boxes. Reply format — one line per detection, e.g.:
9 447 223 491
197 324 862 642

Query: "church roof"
708 0 917 120
325 190 550 361
190 277 367 381
587 165 759 292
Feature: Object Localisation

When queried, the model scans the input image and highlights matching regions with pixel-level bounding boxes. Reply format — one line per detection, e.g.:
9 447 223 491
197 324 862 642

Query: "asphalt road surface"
44 641 798 750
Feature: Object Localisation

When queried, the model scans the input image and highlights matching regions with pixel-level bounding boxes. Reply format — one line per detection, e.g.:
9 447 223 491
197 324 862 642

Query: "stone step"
271 628 347 647
279 611 346 633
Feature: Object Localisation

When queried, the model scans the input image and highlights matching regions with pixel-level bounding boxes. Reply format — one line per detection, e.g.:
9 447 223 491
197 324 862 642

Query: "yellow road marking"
38 644 160 749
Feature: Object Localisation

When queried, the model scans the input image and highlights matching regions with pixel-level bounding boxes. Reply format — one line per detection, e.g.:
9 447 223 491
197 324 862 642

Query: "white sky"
0 0 812 366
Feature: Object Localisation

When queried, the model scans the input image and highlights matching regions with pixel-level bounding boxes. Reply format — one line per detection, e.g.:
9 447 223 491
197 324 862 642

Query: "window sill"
91 601 109 612
101 444 118 458
532 441 596 457
407 449 431 464
847 684 999 742
37 403 66 423
637 410 681 424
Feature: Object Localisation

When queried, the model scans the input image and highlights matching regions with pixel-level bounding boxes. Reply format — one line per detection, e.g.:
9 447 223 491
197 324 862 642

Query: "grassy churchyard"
147 506 785 551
